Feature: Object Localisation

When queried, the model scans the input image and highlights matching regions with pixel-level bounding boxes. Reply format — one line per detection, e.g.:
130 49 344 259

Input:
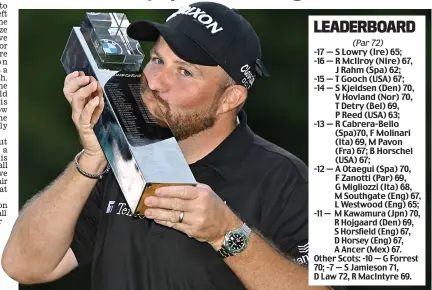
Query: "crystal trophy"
61 12 196 216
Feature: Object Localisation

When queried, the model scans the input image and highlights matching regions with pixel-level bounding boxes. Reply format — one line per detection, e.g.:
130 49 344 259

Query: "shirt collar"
192 110 254 167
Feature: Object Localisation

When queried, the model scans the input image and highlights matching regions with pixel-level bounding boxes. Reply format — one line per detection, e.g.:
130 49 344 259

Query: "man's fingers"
70 80 98 116
155 185 199 200
64 71 85 87
79 96 100 125
146 208 192 224
64 71 79 87
64 75 94 104
144 196 191 211
90 87 104 126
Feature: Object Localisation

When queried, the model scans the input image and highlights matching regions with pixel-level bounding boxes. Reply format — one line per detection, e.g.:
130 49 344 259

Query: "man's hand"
144 184 242 249
143 184 324 290
63 71 105 161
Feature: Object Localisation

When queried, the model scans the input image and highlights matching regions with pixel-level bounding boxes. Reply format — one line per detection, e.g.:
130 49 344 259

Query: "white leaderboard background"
309 16 426 286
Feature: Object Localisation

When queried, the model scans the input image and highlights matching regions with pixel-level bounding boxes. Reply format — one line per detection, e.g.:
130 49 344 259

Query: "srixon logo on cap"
166 6 224 34
240 64 255 89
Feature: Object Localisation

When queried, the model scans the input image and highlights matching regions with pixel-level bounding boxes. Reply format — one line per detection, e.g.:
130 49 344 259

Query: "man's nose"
146 67 173 93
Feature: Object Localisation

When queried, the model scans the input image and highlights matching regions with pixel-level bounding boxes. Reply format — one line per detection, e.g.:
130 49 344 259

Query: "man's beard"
157 96 219 141
141 80 221 141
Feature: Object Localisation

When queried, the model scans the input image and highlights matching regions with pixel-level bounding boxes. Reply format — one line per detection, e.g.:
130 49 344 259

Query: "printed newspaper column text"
0 2 6 223
309 16 425 286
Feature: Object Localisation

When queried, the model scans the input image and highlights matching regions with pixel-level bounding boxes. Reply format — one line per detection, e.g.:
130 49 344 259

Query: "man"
2 2 332 289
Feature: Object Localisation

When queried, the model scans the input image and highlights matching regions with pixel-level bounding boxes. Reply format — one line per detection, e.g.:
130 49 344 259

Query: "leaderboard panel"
309 16 427 286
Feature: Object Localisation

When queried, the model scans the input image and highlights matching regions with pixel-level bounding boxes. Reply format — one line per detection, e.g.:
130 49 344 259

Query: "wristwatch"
217 223 251 258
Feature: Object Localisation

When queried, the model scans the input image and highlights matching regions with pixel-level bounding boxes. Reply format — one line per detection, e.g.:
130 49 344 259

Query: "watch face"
226 232 247 253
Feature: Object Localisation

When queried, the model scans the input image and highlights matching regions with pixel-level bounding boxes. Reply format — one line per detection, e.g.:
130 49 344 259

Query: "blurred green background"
19 8 430 290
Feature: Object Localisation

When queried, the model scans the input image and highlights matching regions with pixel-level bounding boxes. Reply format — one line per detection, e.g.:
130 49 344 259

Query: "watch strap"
217 244 233 258
239 222 251 237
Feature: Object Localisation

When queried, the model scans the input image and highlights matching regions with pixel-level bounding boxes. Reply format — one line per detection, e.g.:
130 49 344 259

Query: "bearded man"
2 2 338 290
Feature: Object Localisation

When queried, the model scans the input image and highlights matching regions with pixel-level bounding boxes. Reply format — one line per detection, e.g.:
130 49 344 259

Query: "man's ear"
217 84 247 115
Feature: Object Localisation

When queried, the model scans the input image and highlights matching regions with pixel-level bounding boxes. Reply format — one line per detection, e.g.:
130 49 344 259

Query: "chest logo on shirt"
106 201 116 213
105 200 146 219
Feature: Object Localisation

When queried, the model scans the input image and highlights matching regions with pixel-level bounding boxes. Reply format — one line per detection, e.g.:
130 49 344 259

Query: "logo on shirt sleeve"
287 239 309 266
298 242 309 254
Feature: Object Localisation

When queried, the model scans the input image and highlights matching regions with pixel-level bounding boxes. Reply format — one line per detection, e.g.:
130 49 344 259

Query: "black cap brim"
127 20 217 66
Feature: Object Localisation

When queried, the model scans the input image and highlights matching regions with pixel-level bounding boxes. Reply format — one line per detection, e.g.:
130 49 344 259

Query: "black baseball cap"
126 1 270 90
